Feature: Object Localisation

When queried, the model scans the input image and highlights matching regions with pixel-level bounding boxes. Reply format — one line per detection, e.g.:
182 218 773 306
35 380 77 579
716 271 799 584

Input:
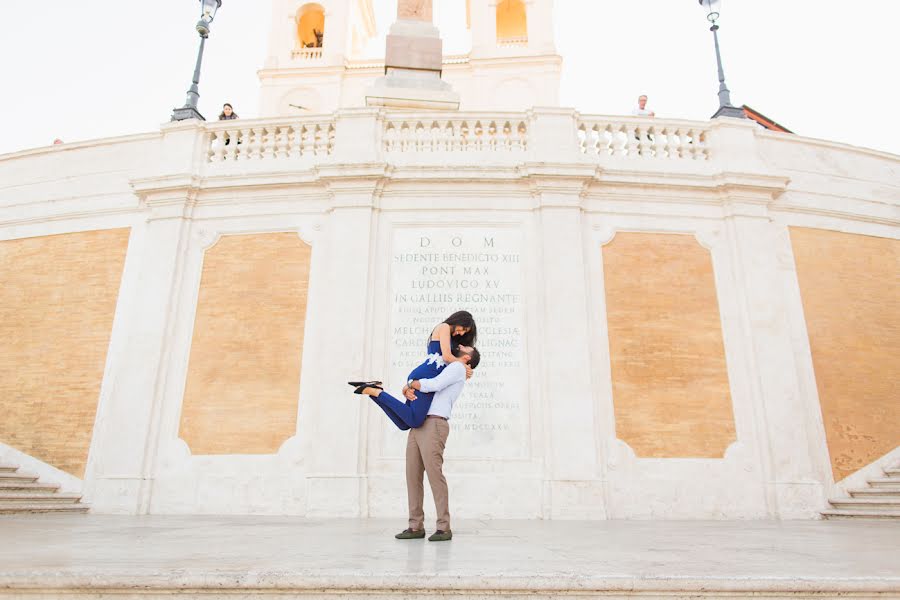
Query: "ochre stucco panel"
179 233 311 455
0 228 130 477
603 232 735 458
790 227 899 481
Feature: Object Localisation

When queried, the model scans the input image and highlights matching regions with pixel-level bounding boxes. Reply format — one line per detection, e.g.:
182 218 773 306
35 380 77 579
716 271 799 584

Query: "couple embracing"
349 311 480 542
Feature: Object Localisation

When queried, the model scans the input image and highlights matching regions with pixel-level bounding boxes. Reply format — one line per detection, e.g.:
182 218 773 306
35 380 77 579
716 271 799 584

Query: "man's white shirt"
418 361 467 420
631 107 654 116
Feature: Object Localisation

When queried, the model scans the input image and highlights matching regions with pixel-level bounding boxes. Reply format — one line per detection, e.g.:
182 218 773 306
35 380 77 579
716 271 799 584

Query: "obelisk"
365 0 460 110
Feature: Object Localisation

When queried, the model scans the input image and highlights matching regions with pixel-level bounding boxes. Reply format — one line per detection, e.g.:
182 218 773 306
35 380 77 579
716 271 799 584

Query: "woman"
219 104 239 146
349 311 477 430
218 103 238 120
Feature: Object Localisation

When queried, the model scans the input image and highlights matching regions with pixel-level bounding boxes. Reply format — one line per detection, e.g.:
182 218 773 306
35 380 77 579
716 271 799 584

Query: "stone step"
0 472 38 483
0 502 89 514
828 497 900 511
847 487 900 498
821 508 900 520
867 476 900 489
0 464 18 473
0 481 59 493
0 492 83 504
883 467 900 477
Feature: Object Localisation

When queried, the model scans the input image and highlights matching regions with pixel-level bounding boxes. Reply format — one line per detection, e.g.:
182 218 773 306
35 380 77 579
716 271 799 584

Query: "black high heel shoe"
348 380 382 387
354 384 383 395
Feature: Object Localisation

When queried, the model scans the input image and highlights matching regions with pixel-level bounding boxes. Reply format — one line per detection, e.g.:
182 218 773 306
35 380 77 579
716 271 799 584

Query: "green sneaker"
428 530 452 542
395 528 426 539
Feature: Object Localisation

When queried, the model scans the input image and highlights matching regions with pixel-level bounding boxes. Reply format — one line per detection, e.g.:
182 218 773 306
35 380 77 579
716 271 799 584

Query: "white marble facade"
1 108 898 519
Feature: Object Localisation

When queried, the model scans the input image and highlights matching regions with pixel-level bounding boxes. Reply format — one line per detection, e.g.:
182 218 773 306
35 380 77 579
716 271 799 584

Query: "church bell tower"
258 0 377 116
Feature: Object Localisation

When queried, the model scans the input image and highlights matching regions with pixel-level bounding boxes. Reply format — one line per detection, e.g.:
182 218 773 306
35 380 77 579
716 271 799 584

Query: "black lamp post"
698 0 745 119
171 0 223 121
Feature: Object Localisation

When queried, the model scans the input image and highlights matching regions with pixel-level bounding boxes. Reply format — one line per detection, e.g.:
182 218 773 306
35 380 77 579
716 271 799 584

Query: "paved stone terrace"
0 516 898 598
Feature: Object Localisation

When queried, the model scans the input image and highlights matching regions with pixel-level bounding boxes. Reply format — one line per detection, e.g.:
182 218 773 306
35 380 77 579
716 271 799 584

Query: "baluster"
384 124 396 152
326 124 335 154
260 127 274 159
608 125 621 157
399 123 410 152
276 125 289 159
287 124 300 159
664 127 677 159
237 128 249 160
224 129 239 161
210 130 225 162
447 122 458 152
690 129 703 160
255 127 267 159
577 125 588 155
474 121 484 151
517 122 528 151
502 122 512 151
238 128 252 160
313 125 325 155
591 124 613 158
637 124 651 158
459 122 469 152
676 129 689 160
623 124 638 158
487 121 498 151
655 126 665 158
270 126 282 159
413 122 424 152
441 122 453 152
427 122 439 152
268 126 279 159
584 125 595 156
300 125 314 156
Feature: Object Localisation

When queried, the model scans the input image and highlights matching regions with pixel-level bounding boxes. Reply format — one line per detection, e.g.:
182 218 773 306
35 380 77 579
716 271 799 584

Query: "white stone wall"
1 110 897 518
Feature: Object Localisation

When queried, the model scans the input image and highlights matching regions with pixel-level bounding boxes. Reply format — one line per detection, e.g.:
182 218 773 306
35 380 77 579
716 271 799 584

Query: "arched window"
296 3 325 51
496 0 527 46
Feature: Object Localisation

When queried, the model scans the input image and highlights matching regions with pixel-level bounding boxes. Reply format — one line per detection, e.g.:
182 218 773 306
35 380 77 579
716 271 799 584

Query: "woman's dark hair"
443 310 477 346
218 103 237 120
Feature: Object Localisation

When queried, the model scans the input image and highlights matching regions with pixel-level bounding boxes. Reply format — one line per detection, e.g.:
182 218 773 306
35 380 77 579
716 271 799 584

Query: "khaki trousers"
406 416 451 532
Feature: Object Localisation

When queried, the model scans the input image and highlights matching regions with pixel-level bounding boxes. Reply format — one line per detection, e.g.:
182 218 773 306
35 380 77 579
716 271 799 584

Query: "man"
631 94 655 117
394 345 480 542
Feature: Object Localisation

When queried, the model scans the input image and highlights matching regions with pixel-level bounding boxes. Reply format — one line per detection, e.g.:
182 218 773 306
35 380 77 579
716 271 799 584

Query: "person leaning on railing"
218 103 239 145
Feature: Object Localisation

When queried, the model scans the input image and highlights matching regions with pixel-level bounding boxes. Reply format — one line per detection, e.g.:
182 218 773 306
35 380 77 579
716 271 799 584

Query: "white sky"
0 1 898 156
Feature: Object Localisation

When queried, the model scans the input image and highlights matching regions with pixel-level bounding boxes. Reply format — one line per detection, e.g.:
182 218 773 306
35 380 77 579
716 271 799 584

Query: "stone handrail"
383 113 529 153
577 115 711 161
206 117 335 163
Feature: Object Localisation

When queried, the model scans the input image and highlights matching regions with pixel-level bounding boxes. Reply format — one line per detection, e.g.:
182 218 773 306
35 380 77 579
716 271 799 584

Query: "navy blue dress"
371 339 447 431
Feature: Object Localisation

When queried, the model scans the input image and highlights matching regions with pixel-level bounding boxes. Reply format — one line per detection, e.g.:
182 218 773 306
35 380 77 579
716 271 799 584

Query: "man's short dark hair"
464 347 481 369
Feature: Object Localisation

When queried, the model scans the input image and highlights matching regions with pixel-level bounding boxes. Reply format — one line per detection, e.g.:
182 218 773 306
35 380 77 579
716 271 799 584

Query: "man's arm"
410 361 466 394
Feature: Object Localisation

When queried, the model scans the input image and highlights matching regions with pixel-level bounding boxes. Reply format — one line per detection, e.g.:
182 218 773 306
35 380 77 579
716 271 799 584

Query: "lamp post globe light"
171 0 223 122
698 0 745 119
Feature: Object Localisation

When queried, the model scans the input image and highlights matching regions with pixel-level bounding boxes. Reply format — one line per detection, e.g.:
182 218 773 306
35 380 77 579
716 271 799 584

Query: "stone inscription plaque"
383 227 528 459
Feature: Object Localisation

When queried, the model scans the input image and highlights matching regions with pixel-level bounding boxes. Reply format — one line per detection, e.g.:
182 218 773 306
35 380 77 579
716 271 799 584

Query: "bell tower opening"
496 0 527 46
295 3 325 58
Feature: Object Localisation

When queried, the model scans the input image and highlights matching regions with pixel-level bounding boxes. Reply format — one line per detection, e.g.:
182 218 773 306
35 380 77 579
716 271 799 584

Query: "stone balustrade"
199 110 720 166
292 46 323 60
206 117 335 163
497 36 529 47
382 114 529 154
578 116 711 161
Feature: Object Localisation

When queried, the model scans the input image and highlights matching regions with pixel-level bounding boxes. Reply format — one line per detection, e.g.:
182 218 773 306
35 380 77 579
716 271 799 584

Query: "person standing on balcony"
218 103 239 146
218 103 238 121
631 94 655 117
